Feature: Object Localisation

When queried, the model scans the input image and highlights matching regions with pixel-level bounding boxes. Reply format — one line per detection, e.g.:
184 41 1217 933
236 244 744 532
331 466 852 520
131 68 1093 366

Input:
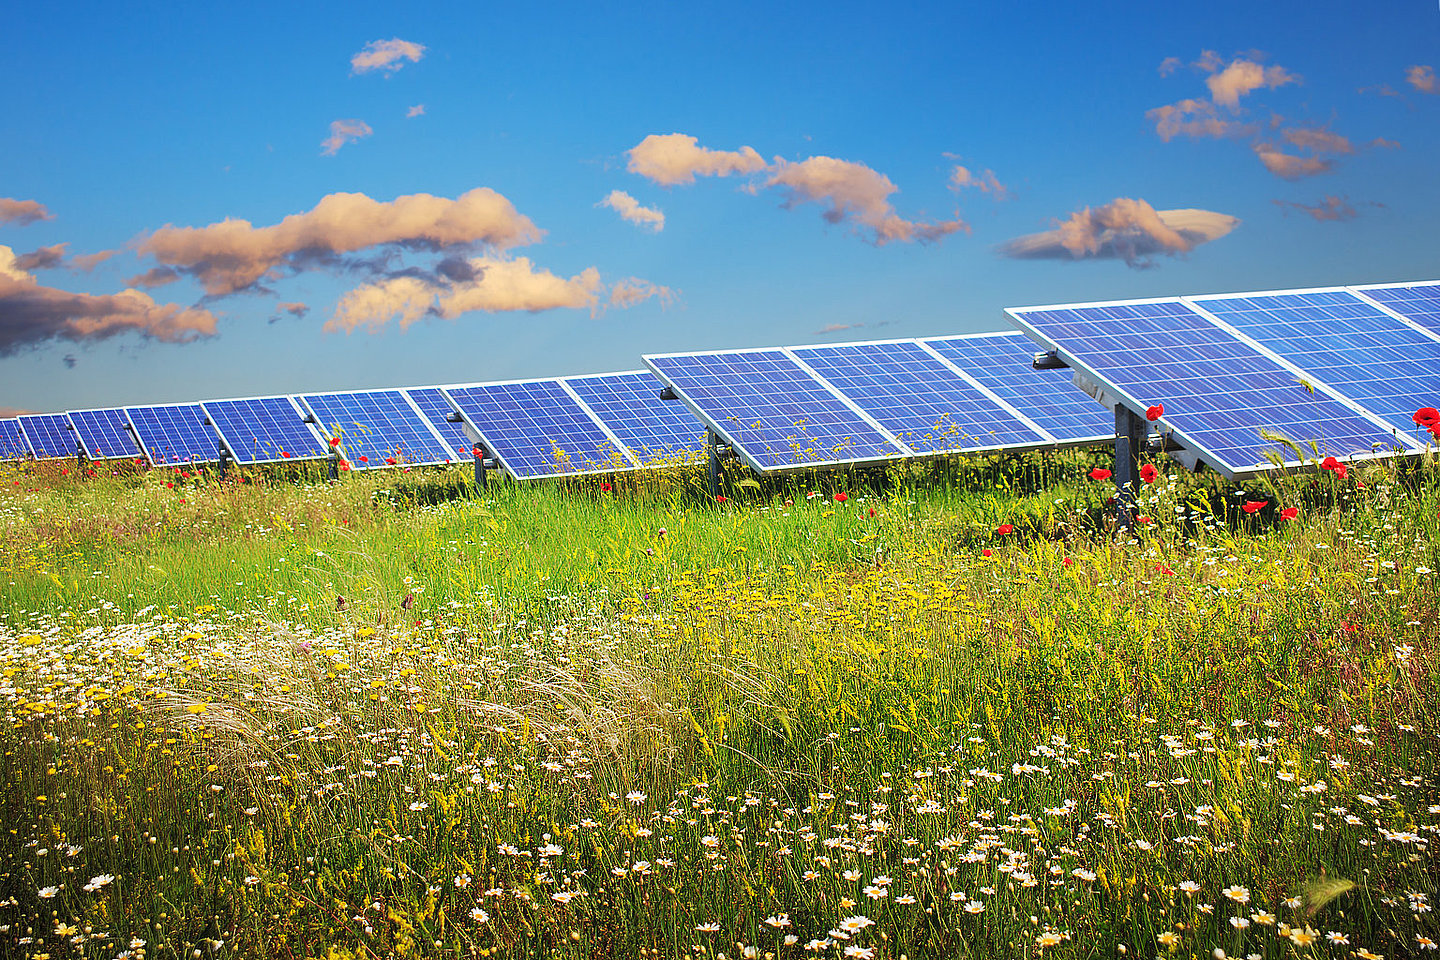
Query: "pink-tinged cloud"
598 190 665 231
135 187 543 297
627 133 767 186
71 249 117 271
327 275 436 332
350 38 426 76
1281 127 1353 155
1252 143 1334 180
15 243 68 271
999 199 1239 268
276 301 308 318
1407 65 1438 94
815 322 864 335
948 165 1010 200
1272 195 1372 222
322 119 373 156
406 104 426 118
436 257 603 317
1204 57 1299 109
765 156 968 245
1157 56 1183 77
607 277 675 309
0 198 51 225
126 266 181 289
1147 98 1256 141
0 246 218 355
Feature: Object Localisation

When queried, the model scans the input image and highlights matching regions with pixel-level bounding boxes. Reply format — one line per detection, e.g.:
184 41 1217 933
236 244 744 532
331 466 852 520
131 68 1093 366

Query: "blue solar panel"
790 340 1046 453
19 413 76 459
68 408 142 459
1190 289 1440 443
298 390 455 469
0 419 32 460
562 371 702 463
201 396 329 464
921 333 1114 443
125 403 217 465
1352 282 1440 339
402 387 477 462
1008 299 1404 478
443 380 634 479
644 350 906 472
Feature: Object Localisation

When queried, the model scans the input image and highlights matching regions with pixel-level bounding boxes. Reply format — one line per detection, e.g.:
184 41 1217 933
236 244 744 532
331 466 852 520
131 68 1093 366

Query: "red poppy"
1155 563 1174 575
1414 407 1440 428
1136 515 1153 525
1279 507 1298 520
1146 404 1164 422
1242 500 1265 514
600 482 612 492
339 461 351 471
471 446 483 458
867 507 876 518
981 548 993 558
715 495 727 503
996 523 1013 535
1320 456 1341 471
1140 463 1157 484
1062 557 1073 567
358 456 368 463
281 451 291 458
385 457 396 465
329 436 341 447
834 493 848 503
61 469 68 475
1335 462 1349 479
1090 467 1112 481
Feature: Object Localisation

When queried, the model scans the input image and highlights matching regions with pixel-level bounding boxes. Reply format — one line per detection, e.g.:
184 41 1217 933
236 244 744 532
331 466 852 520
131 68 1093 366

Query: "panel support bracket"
1113 406 1146 527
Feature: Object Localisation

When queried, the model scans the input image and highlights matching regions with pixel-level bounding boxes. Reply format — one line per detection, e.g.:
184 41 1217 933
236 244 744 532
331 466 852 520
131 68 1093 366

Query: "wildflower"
1279 507 1298 520
1221 885 1250 904
469 908 489 923
82 873 114 893
600 482 612 492
1146 403 1164 421
1140 463 1158 483
454 874 471 888
715 495 727 503
329 437 341 447
1179 881 1201 896
764 915 791 928
1325 931 1348 945
1036 932 1064 948
996 523 1013 535
835 492 848 502
281 451 291 458
695 923 720 933
843 947 874 960
1158 931 1180 947
964 900 985 914
1287 927 1318 946
408 801 428 811
837 916 875 933
1242 500 1265 514
551 890 578 903
38 886 59 898
1417 935 1438 951
1414 407 1440 428
981 549 992 558
867 507 875 517
1090 467 1112 481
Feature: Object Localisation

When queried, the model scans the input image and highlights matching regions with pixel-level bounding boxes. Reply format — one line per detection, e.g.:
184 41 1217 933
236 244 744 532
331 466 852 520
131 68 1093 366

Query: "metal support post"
328 449 340 482
217 445 231 481
75 441 86 474
1113 405 1146 527
707 429 723 499
473 445 488 491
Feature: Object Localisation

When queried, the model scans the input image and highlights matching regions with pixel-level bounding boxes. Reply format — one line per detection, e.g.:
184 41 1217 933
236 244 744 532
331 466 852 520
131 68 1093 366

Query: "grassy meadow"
0 451 1436 960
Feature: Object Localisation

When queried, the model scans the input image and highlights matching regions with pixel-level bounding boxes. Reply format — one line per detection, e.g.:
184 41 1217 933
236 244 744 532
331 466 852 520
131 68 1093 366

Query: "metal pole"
1113 406 1146 527
473 445 487 491
707 429 722 499
328 449 339 483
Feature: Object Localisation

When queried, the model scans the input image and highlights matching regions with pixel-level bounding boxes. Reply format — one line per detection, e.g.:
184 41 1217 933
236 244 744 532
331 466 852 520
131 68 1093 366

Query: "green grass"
0 453 1435 959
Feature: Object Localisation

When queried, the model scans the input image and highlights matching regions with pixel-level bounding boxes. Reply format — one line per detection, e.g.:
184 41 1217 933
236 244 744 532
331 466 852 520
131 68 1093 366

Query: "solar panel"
442 380 636 479
1351 281 1440 339
402 387 478 462
68 407 143 460
1188 288 1440 444
921 332 1114 443
561 371 703 463
297 390 455 469
0 419 32 460
790 340 1047 453
643 349 906 473
18 413 76 459
125 403 218 465
1007 298 1406 479
201 396 329 465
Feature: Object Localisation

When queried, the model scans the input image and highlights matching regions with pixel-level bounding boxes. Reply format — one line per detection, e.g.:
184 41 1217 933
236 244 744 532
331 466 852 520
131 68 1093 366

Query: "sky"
2 0 1438 416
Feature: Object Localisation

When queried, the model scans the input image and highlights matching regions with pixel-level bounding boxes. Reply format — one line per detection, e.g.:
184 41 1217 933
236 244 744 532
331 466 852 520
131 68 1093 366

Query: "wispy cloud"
71 250 117 271
765 156 967 245
627 133 766 186
607 277 675 309
1146 98 1255 142
134 187 543 297
1408 65 1438 94
350 38 426 76
1204 57 1298 108
126 266 180 289
998 198 1239 268
322 118 373 156
406 104 426 118
0 245 218 355
1251 143 1334 180
0 198 51 226
598 190 665 231
814 322 864 335
15 244 69 271
269 301 309 324
1273 195 1381 221
948 165 1010 200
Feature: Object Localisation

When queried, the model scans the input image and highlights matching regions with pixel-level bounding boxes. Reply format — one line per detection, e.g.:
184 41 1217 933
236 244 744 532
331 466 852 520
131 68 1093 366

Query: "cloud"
1157 57 1183 77
1204 57 1299 109
71 250 117 271
1407 65 1438 94
1358 83 1401 98
0 406 34 417
0 198 52 225
627 133 767 186
607 277 675 309
135 187 543 297
1281 127 1353 155
815 322 864 335
598 190 665 231
406 104 426 118
0 245 219 355
1273 195 1382 222
1251 143 1334 179
998 198 1239 268
350 38 426 75
322 119 373 156
948 165 1010 200
15 244 68 271
126 266 181 289
269 301 310 324
765 156 968 245
1146 98 1255 141
327 275 436 332
62 354 77 368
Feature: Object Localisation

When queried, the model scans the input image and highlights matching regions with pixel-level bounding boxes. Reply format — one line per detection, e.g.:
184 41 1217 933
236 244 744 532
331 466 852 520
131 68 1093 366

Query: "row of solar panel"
1006 280 1440 479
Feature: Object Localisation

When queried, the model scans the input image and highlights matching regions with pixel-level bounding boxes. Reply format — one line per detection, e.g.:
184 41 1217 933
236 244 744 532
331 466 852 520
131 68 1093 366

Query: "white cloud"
598 190 664 231
350 38 426 76
322 118 373 156
999 198 1239 268
627 133 766 186
765 156 967 245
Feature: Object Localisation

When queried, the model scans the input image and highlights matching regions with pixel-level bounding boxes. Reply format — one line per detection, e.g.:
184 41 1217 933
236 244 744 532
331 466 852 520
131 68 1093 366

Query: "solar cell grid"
19 413 76 459
202 396 329 464
789 340 1045 453
125 403 217 465
0 419 31 460
402 387 478 462
1351 283 1440 339
920 333 1113 443
562 372 702 463
1189 289 1440 442
68 408 142 459
644 350 905 472
299 390 454 469
1008 298 1405 477
444 380 634 479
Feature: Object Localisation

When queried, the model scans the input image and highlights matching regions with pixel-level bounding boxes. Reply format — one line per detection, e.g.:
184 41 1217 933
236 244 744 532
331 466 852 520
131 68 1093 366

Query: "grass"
0 451 1435 959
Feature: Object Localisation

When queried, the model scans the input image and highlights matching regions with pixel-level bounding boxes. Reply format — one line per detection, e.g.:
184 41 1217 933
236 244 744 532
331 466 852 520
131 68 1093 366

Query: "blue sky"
2 0 1437 415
